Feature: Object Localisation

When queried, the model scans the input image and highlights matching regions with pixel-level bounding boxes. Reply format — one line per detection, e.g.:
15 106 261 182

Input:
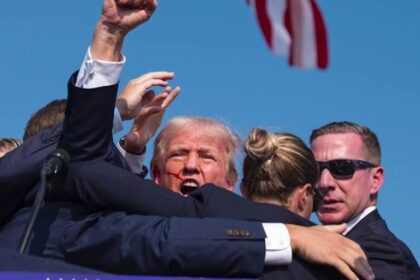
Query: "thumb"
322 223 347 234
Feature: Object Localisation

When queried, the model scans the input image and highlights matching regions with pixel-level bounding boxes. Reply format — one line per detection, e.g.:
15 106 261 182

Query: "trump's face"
153 127 234 195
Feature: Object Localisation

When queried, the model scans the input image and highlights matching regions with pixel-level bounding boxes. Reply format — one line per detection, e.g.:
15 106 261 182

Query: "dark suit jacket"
346 210 420 280
0 125 60 225
0 73 338 279
0 202 268 277
0 247 100 273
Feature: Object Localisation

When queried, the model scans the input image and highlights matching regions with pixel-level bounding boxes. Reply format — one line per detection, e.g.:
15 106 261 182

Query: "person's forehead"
312 133 365 158
167 130 227 153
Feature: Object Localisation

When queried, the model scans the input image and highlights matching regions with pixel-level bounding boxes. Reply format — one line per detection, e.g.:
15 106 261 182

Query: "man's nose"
318 168 336 192
183 154 200 173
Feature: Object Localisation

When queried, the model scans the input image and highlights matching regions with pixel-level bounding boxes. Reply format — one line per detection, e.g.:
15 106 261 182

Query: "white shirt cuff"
76 47 125 89
262 223 292 266
116 141 146 175
113 108 124 134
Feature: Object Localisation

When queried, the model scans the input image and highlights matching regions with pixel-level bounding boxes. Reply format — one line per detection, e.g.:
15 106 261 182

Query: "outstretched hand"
286 224 375 280
116 71 175 120
116 71 180 154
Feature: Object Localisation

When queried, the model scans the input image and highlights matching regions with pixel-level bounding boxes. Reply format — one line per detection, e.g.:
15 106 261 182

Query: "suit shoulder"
351 215 420 279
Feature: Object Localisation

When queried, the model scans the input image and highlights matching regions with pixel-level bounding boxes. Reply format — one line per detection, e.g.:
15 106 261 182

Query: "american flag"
248 0 329 70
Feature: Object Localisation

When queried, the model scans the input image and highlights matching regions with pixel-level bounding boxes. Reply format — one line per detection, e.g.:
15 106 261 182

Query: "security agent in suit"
0 0 373 279
0 90 152 226
310 121 420 280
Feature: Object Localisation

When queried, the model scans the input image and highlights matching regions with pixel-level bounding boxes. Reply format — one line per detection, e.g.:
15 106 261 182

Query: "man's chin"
317 210 345 225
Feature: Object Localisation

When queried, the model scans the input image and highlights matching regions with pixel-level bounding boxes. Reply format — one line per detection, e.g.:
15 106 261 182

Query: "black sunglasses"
318 159 376 179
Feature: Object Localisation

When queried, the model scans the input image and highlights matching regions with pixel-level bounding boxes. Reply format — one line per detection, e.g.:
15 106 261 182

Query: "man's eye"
169 152 184 158
202 154 215 160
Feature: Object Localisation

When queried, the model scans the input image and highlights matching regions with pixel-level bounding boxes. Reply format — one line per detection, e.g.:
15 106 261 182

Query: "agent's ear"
370 166 384 196
297 183 313 212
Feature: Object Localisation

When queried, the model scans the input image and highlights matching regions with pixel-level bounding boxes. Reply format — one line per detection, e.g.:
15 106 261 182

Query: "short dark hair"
23 99 67 141
310 121 381 165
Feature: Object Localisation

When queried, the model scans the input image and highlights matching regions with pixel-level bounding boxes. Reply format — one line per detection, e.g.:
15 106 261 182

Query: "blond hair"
242 128 319 202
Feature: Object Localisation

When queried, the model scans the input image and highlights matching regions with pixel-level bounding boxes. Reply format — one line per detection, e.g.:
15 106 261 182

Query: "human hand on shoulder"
286 223 374 280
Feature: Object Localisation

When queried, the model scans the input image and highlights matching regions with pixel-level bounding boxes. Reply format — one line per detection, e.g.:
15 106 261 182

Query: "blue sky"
1 0 419 262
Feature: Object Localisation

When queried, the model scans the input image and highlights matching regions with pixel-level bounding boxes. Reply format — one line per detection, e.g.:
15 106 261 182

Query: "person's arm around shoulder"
287 223 375 280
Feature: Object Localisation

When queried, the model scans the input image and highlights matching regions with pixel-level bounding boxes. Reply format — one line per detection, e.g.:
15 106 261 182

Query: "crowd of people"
1 0 419 279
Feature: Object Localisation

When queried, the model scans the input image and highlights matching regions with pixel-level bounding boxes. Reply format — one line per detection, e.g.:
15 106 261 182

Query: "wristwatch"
119 135 146 155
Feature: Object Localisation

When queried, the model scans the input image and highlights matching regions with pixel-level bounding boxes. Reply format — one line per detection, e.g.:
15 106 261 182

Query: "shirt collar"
343 206 376 235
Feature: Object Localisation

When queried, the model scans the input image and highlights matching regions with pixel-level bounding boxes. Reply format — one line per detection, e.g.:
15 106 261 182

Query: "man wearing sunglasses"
310 121 420 280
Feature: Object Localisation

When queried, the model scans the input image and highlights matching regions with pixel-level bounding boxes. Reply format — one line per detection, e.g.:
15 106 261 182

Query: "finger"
323 223 347 234
144 92 169 107
140 79 171 92
333 259 359 280
117 0 143 7
132 106 163 129
338 244 373 280
162 86 181 108
140 90 156 107
338 253 374 280
134 71 175 83
353 257 375 280
138 106 163 119
146 88 176 108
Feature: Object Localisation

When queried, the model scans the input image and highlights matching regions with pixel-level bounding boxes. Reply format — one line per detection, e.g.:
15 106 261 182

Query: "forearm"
59 214 266 277
90 18 125 62
58 74 119 162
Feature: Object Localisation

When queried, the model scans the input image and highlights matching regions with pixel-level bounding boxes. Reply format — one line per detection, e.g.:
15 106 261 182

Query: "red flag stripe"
249 0 329 69
310 0 329 69
253 0 273 50
284 0 294 66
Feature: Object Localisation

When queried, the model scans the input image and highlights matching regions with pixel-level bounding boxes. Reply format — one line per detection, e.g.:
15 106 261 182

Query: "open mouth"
180 180 200 195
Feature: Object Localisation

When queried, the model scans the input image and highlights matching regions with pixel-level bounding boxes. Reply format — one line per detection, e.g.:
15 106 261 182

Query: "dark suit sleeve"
356 232 420 280
0 125 61 225
347 211 420 280
55 212 266 277
65 160 312 225
59 72 126 168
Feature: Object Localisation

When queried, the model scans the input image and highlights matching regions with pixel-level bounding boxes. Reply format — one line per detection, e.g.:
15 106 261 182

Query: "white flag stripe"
249 0 328 69
291 0 317 68
300 0 317 68
267 0 290 56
